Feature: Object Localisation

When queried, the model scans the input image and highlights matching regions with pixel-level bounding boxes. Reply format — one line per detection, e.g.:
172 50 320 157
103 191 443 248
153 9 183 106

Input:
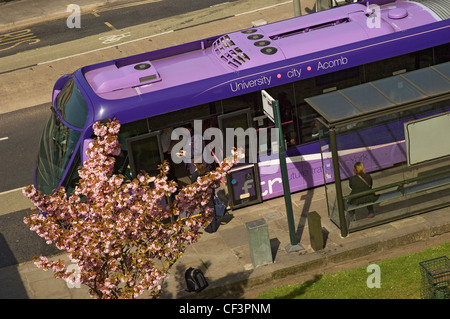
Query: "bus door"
218 109 262 209
126 131 164 180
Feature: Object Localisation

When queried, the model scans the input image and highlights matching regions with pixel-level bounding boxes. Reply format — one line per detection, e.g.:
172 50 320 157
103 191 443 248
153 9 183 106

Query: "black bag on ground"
185 267 208 292
205 217 220 233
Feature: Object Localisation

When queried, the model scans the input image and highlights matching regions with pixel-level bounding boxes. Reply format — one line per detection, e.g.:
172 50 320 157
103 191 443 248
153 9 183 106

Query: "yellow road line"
104 22 117 31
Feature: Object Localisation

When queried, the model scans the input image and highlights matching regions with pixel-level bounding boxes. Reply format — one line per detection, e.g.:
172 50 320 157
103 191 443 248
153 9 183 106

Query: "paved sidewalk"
0 0 449 300
1 184 449 299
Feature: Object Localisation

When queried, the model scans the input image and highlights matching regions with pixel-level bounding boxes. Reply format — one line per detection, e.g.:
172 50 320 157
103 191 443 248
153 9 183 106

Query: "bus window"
315 66 361 89
363 50 433 82
434 43 450 65
218 109 255 164
111 119 149 179
56 78 88 129
264 83 299 149
222 92 261 118
64 155 81 195
35 113 82 195
35 77 88 195
147 102 220 131
126 132 164 178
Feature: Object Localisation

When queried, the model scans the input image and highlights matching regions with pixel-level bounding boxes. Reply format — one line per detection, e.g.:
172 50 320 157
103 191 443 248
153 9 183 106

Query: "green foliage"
258 242 450 299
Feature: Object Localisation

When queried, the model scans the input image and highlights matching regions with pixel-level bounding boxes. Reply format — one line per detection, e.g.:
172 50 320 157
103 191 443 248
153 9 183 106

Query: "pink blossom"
23 118 240 299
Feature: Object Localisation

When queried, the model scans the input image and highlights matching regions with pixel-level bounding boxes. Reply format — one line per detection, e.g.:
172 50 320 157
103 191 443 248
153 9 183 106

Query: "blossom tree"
23 119 238 299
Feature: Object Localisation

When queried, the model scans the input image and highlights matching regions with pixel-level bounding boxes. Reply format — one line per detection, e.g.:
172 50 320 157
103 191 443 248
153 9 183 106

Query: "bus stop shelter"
305 62 450 237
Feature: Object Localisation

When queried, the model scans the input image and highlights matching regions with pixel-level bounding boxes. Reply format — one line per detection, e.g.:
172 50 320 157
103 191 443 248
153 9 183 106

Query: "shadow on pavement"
0 209 60 298
0 232 28 298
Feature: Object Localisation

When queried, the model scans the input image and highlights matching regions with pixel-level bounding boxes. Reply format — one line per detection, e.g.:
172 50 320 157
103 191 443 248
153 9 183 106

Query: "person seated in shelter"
348 162 378 219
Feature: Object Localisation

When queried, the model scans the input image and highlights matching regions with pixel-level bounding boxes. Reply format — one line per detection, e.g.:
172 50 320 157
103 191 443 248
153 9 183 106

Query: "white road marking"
234 1 291 16
0 186 24 196
38 1 292 65
0 187 36 216
38 30 174 65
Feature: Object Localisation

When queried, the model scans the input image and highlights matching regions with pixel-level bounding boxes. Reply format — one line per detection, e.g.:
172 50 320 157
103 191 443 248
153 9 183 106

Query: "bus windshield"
35 78 88 194
56 78 88 128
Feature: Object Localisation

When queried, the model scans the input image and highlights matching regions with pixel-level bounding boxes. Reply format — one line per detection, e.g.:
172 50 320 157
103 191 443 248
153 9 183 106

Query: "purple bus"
35 0 449 210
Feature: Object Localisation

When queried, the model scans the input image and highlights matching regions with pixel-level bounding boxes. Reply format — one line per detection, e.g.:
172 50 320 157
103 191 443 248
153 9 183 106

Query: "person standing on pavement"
175 122 210 183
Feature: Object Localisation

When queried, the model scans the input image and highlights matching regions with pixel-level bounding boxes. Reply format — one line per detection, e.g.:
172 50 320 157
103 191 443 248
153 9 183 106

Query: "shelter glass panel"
433 62 450 79
308 91 359 122
340 84 394 112
371 76 425 104
402 68 450 96
320 99 450 234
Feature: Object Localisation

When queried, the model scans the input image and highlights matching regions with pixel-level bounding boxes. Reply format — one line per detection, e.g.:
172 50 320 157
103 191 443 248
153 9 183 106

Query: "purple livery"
35 0 449 205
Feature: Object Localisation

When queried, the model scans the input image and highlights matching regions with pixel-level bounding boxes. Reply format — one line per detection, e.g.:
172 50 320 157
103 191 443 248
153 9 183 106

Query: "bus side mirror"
52 74 71 106
52 89 61 107
81 139 94 164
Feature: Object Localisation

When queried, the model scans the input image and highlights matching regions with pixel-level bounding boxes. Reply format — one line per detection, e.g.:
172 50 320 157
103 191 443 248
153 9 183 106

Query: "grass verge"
257 241 450 299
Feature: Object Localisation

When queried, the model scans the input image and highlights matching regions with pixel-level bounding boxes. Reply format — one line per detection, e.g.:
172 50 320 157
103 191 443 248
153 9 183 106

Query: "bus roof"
79 0 447 124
